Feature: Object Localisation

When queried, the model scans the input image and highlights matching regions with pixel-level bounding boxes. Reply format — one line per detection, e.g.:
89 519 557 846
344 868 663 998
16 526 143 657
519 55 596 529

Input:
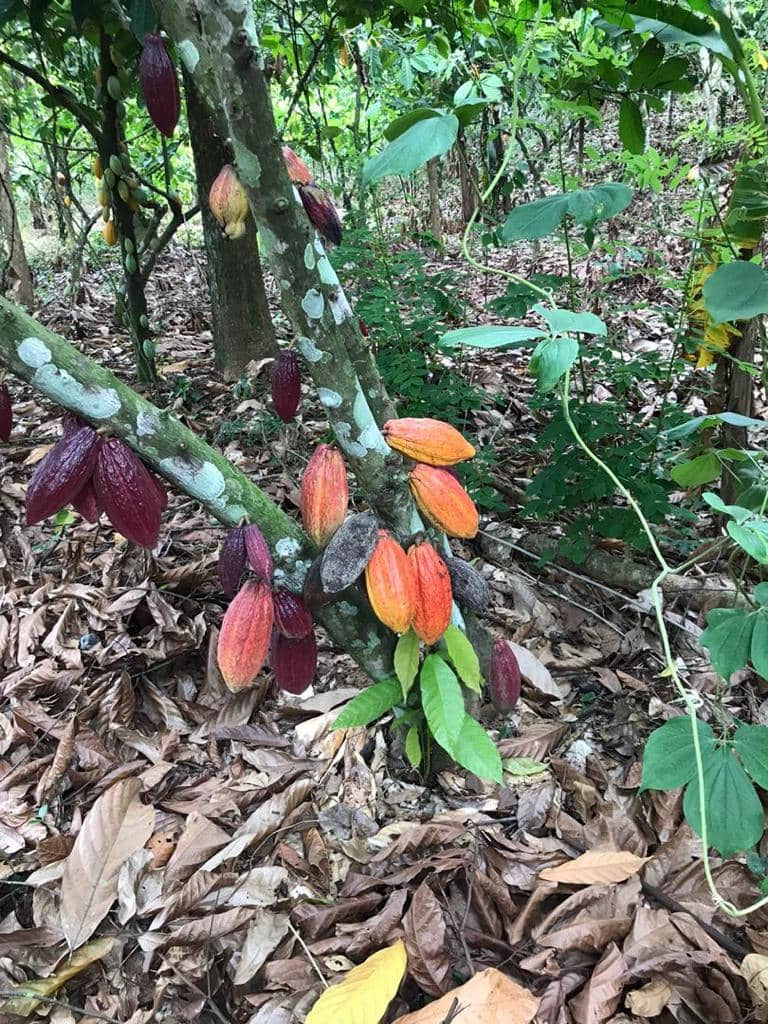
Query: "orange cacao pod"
300 444 348 548
217 580 274 691
282 145 312 186
383 418 475 466
102 220 117 246
365 530 416 634
208 164 249 239
409 464 479 539
407 541 452 645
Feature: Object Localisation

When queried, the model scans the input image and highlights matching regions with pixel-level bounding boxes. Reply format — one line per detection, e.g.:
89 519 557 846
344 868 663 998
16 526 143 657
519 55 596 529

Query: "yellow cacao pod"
365 530 416 634
217 580 274 691
407 541 452 645
92 155 102 179
102 220 117 246
208 163 249 237
383 417 476 466
300 444 349 548
409 464 479 539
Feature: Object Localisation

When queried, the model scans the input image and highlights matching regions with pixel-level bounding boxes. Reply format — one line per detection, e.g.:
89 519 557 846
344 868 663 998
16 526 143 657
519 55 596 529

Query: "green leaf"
530 336 579 393
129 0 156 40
751 612 768 680
443 625 481 693
703 262 768 324
420 654 465 751
453 98 489 127
383 107 440 141
670 453 721 487
640 716 715 791
754 583 768 607
451 715 503 783
700 607 756 679
683 746 764 856
502 194 570 241
568 183 633 226
619 97 646 154
363 114 459 186
628 38 665 90
333 678 402 730
536 306 607 337
404 726 422 768
504 756 548 776
701 491 751 523
665 411 768 441
438 326 545 349
394 630 420 698
727 522 768 564
735 724 768 788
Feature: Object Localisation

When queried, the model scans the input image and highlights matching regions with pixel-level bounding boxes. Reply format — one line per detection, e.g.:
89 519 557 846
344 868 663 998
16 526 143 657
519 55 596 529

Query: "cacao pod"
320 512 378 594
383 417 475 466
92 155 102 179
243 524 273 582
282 145 312 186
0 382 12 442
489 638 521 712
72 479 102 523
138 33 180 138
93 437 162 548
303 556 336 609
445 557 490 612
409 464 479 539
301 445 348 548
365 530 416 634
298 183 342 247
102 220 117 246
407 541 452 645
271 629 317 694
149 470 167 511
217 580 273 690
208 164 249 238
271 350 301 422
109 154 122 176
106 75 122 101
218 525 247 596
273 587 313 638
26 425 101 526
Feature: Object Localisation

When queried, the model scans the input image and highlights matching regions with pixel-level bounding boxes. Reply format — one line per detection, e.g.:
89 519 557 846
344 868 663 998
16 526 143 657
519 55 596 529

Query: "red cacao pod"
365 530 416 634
383 418 476 466
407 541 452 646
273 587 313 638
282 145 312 186
409 464 479 539
219 526 247 596
243 525 273 582
208 163 249 239
300 445 349 548
138 34 180 137
93 437 163 548
489 638 521 713
217 580 274 691
26 425 101 526
298 183 342 246
0 382 11 442
271 629 317 694
271 350 301 422
72 479 102 524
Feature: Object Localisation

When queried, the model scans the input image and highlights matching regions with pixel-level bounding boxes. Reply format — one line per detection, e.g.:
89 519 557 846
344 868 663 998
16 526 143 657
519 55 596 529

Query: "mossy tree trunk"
0 124 34 307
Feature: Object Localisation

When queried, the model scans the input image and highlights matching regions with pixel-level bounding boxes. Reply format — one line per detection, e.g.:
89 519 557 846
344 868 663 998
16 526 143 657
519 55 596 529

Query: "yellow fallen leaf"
0 937 113 1017
305 940 407 1024
741 953 768 1007
391 968 539 1024
539 849 650 885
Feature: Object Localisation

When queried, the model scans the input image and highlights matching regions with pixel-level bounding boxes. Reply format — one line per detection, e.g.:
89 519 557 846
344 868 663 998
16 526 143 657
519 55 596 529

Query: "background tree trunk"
185 74 277 380
425 157 442 244
0 125 34 306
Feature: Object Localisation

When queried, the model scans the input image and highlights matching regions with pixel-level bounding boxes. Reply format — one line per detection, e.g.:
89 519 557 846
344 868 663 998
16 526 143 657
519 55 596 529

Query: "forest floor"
0 203 766 1024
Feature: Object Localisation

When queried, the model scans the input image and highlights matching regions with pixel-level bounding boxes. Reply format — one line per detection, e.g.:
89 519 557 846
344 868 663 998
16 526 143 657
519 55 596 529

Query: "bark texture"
0 125 34 306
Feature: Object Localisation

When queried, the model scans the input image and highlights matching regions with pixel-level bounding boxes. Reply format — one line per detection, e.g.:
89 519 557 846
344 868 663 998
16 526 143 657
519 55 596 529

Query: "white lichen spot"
318 388 342 408
275 537 301 560
410 507 427 534
337 601 358 618
352 383 389 455
302 289 325 320
450 604 466 631
177 40 199 72
292 184 304 207
329 288 353 325
159 457 226 507
335 421 367 458
368 388 377 399
280 279 291 290
304 244 316 270
316 255 339 286
298 336 323 363
227 504 248 521
313 238 325 255
18 337 51 368
274 240 288 254
34 364 121 418
359 423 382 452
136 410 160 436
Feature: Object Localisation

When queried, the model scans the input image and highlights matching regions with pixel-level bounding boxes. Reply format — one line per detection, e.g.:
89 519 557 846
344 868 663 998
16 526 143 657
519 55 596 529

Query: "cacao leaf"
539 850 650 885
305 940 408 1024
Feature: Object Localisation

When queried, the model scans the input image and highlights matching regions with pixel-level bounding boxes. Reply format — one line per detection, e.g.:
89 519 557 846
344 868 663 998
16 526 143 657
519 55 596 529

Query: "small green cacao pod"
142 339 156 359
118 180 130 202
104 167 116 188
139 313 149 328
125 253 137 274
124 237 134 254
107 75 122 101
94 85 103 104
120 153 131 173
132 186 147 204
109 154 123 176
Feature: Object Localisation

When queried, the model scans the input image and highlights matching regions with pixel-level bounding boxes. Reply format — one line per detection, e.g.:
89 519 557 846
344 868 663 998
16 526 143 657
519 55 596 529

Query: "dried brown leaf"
162 906 256 947
539 850 650 886
391 967 539 1024
403 882 450 997
0 937 113 1017
570 942 626 1024
233 909 291 985
625 979 674 1017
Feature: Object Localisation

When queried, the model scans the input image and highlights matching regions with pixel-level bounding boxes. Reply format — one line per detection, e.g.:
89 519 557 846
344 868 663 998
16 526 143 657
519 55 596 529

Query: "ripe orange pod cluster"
300 444 349 548
383 417 475 466
409 464 479 539
217 580 274 691
365 530 416 634
408 541 452 645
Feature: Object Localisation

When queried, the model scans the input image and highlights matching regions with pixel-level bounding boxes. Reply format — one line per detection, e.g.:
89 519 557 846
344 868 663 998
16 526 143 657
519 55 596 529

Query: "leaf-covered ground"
1 219 767 1024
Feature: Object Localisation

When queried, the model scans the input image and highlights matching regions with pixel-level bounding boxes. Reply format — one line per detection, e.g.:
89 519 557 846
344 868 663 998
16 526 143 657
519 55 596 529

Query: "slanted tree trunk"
0 125 34 306
185 74 277 379
425 157 442 244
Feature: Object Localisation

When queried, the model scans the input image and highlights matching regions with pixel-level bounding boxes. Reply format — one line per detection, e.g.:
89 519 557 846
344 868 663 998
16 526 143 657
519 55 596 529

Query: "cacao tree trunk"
0 294 395 679
425 157 442 244
0 125 34 307
455 130 477 224
185 74 277 379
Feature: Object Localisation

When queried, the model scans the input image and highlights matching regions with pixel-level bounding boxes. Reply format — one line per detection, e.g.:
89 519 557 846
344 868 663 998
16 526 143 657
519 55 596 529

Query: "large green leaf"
443 625 481 692
333 678 402 729
598 0 733 58
530 336 579 392
537 306 607 337
363 114 459 185
683 746 764 856
451 715 503 782
394 629 420 698
703 262 768 324
665 411 768 441
640 716 715 791
502 195 570 241
439 326 545 349
670 453 721 487
568 183 633 226
734 724 768 789
751 612 768 680
700 606 756 679
619 97 645 154
383 108 440 142
420 654 465 751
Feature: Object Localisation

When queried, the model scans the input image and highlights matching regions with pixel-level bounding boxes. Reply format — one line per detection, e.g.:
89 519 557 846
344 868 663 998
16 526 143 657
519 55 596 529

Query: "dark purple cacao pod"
271 629 317 694
0 383 12 442
446 557 491 613
244 524 273 582
138 34 180 138
26 425 101 526
273 587 313 638
93 438 162 548
320 512 378 594
219 525 247 596
298 183 342 246
271 351 301 423
489 638 521 713
148 469 168 512
72 479 102 524
302 556 336 610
